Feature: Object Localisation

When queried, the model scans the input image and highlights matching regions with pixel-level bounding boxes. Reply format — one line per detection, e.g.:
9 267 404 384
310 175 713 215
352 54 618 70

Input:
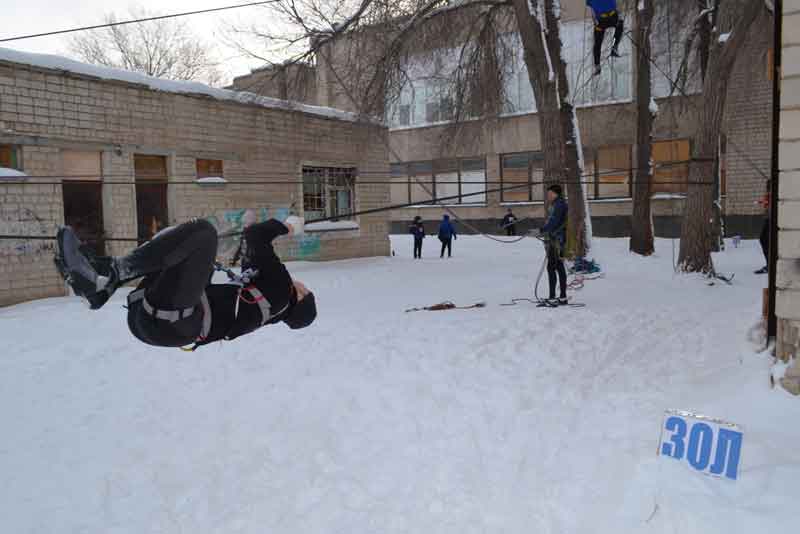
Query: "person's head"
507 208 513 214
546 184 563 203
243 209 258 228
443 214 450 221
283 279 317 329
413 215 422 223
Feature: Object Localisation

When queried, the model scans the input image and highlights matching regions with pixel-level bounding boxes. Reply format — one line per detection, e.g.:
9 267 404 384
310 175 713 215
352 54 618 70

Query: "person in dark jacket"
438 214 457 258
587 0 623 76
501 209 518 236
409 216 425 259
54 216 317 349
540 184 569 305
755 186 770 274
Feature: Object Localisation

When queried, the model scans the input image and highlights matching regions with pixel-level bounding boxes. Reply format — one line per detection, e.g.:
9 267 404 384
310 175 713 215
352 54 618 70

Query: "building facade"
0 50 390 307
234 0 773 240
778 0 800 394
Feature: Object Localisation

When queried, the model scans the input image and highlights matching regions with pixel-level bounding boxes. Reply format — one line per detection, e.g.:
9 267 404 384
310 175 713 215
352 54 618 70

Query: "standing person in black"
409 216 425 259
540 184 569 306
438 214 457 258
501 209 518 236
755 185 770 274
54 216 317 349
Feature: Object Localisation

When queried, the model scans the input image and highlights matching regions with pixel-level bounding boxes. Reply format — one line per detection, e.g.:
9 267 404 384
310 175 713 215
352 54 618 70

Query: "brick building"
232 0 774 239
0 49 390 307
778 0 800 394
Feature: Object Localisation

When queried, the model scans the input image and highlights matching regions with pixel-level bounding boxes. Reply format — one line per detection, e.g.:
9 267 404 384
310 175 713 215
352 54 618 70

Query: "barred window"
302 166 357 222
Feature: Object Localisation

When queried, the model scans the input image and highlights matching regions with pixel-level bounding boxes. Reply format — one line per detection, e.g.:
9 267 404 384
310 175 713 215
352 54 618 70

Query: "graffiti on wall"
206 207 322 261
0 207 55 256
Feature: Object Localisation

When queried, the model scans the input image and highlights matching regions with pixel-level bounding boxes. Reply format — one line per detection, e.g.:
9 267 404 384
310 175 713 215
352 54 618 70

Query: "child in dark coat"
438 214 457 258
409 216 425 259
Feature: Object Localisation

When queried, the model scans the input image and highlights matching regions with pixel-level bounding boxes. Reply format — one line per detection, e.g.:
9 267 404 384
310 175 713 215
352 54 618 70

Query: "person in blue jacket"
409 216 425 259
587 0 623 76
438 214 457 258
540 184 569 305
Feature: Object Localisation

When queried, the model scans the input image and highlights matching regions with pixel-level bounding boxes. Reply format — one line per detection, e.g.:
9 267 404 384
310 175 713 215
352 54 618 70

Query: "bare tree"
227 0 592 256
677 0 769 273
67 5 222 85
630 0 655 256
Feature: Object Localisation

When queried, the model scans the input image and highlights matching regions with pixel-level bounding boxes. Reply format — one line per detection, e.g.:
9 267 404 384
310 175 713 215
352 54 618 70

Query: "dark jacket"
502 213 517 228
438 216 457 241
542 197 568 246
587 0 617 17
203 219 295 344
409 222 425 241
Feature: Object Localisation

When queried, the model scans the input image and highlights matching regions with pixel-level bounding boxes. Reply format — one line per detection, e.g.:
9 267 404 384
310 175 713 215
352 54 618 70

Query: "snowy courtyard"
2 235 799 534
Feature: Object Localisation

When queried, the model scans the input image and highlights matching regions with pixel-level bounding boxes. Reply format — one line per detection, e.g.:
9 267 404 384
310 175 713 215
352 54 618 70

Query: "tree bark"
630 0 655 256
678 0 765 272
510 0 589 257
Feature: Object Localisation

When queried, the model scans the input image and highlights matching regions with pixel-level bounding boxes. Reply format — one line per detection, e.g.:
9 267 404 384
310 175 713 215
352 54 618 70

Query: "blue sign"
658 410 743 480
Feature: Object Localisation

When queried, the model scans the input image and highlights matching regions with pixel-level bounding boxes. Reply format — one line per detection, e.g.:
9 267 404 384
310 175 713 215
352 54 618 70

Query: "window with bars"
302 166 357 222
197 158 224 178
390 158 487 205
499 152 544 202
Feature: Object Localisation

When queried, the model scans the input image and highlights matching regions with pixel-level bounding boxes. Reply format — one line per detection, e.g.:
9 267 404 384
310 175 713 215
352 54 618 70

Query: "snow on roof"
0 167 27 178
0 47 376 125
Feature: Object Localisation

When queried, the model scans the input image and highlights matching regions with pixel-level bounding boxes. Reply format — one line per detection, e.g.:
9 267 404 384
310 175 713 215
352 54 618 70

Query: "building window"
500 151 544 203
391 158 487 205
0 145 20 170
197 158 224 178
594 145 632 198
652 139 690 193
302 166 356 222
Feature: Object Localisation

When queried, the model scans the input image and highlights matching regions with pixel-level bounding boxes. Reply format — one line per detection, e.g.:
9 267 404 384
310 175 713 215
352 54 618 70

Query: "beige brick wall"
0 58 390 307
778 0 800 393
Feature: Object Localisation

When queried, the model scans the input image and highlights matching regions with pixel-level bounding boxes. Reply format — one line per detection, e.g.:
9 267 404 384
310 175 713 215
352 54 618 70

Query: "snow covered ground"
1 236 799 534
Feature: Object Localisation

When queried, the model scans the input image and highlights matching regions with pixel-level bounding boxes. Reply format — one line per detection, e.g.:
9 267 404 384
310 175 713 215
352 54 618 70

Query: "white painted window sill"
195 176 227 184
305 220 360 232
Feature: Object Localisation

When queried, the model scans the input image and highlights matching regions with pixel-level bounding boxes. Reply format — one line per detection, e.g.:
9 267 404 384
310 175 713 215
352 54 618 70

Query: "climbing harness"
404 301 486 313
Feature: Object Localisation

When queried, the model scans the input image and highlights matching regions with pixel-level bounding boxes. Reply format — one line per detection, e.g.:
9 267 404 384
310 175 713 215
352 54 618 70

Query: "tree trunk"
511 0 589 257
678 0 765 272
630 0 655 256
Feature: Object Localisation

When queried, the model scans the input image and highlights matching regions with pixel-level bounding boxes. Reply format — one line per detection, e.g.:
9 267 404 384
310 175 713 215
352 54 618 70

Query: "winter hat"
547 184 563 197
284 291 317 329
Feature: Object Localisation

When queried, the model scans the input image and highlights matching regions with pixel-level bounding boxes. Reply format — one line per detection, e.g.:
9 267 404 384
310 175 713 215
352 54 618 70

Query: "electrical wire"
0 1 280 43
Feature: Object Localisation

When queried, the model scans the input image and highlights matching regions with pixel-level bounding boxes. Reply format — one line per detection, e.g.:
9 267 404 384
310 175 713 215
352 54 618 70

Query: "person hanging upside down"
540 184 569 306
587 0 623 76
54 216 316 350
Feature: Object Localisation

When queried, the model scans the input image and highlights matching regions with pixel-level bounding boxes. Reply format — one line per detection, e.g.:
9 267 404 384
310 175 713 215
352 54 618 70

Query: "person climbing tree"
54 217 317 349
501 208 518 236
409 216 425 259
540 184 569 305
587 0 623 76
438 214 457 258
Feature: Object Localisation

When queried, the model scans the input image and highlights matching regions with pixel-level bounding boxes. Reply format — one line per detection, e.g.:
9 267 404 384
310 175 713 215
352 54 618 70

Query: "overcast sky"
0 0 278 84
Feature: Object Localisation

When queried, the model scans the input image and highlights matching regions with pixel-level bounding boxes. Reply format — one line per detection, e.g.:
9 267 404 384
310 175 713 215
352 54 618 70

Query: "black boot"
55 227 120 309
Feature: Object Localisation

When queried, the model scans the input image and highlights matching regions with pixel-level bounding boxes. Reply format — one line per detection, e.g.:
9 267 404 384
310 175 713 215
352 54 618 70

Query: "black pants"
413 239 423 259
546 240 567 299
440 238 452 258
506 226 516 236
124 219 218 347
593 13 623 66
759 218 769 263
